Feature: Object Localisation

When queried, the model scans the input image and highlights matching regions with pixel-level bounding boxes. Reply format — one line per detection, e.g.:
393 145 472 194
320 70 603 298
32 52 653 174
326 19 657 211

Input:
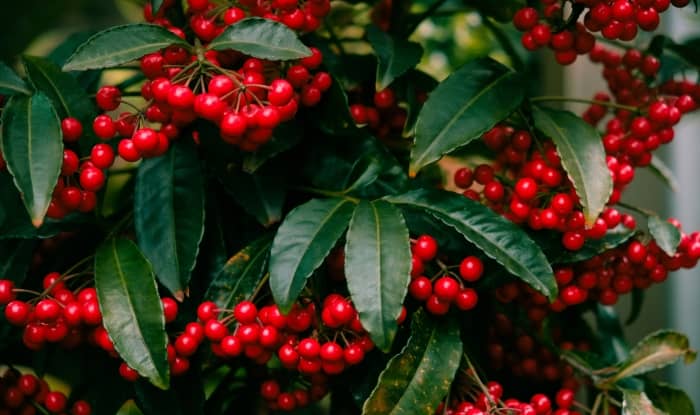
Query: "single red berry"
513 7 539 31
204 319 228 341
44 391 67 413
162 297 178 323
409 276 432 301
459 256 483 282
455 288 478 310
79 167 105 192
96 86 121 111
373 89 395 109
220 335 243 357
90 143 115 169
61 117 83 142
4 300 31 325
298 338 321 359
413 235 438 261
0 279 15 304
118 139 141 162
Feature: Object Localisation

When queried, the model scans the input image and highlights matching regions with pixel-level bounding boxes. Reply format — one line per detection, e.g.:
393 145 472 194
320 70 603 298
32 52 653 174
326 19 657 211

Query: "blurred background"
1 0 699 408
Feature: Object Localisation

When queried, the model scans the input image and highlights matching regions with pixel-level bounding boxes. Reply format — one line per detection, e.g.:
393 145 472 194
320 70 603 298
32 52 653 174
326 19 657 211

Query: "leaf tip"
173 290 185 302
685 349 697 364
31 217 44 228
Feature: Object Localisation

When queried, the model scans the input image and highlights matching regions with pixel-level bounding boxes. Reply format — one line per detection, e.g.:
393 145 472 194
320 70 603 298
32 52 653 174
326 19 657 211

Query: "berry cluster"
513 0 692 65
443 384 587 415
0 370 91 415
408 235 482 315
349 87 411 139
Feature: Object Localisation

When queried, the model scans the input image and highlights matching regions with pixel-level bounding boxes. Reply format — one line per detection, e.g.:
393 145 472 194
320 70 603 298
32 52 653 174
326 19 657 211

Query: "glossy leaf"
387 188 556 299
410 58 524 176
63 24 190 71
648 216 681 257
613 330 697 382
648 156 679 192
0 239 35 285
23 55 95 121
0 62 31 95
205 235 272 311
223 167 286 227
94 238 169 389
1 93 63 227
363 312 462 415
135 140 205 300
367 25 423 90
622 390 667 415
0 172 64 239
269 198 356 312
532 105 612 226
345 200 410 352
645 381 695 415
208 17 311 60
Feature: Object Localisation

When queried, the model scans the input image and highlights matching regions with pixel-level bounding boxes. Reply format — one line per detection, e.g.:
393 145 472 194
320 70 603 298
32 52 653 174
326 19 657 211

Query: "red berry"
61 117 83 142
79 167 105 192
413 235 438 261
162 297 178 323
90 143 115 169
132 128 159 153
433 276 459 302
459 256 484 282
96 86 121 111
0 279 14 304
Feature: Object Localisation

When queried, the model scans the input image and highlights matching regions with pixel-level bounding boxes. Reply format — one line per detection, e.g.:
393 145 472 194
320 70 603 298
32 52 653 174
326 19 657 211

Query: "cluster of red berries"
258 374 328 412
512 0 691 65
349 87 412 139
42 117 115 220
443 383 588 415
408 235 482 315
0 370 91 415
454 126 628 251
483 313 583 390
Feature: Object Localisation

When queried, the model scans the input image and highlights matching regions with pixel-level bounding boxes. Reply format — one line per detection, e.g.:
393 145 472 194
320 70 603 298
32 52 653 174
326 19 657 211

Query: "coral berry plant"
0 0 699 414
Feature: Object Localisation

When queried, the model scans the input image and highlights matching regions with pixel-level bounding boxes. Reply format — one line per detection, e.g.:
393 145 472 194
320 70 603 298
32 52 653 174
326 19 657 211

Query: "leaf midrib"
389 325 437 414
25 58 72 117
223 239 271 308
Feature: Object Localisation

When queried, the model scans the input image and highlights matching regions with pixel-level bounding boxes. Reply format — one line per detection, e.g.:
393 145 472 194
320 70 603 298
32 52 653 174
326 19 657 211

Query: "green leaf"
532 105 612 226
95 238 169 389
0 172 65 239
242 124 301 173
362 312 462 415
63 23 190 71
647 156 679 192
645 381 695 415
345 200 410 352
269 198 356 312
551 227 634 264
0 62 31 95
0 239 36 285
470 0 526 21
387 188 556 299
410 58 524 176
135 140 205 300
205 235 272 312
118 401 145 415
151 0 164 14
622 390 668 415
208 17 311 61
613 330 697 382
626 289 645 325
648 216 680 257
595 305 630 365
367 25 423 90
1 93 63 227
222 167 286 228
23 55 95 121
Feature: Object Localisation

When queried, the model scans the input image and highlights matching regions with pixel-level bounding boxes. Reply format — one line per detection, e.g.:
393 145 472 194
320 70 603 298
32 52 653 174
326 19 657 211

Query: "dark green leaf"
63 23 190 71
205 235 272 311
222 167 286 227
614 330 697 382
363 312 462 415
665 36 700 70
647 156 679 192
367 25 423 90
387 188 556 299
1 93 63 227
626 289 645 325
648 216 680 257
345 200 410 352
595 305 630 364
410 58 524 176
0 239 36 285
151 0 164 14
0 172 65 239
118 401 144 415
621 390 667 415
208 17 311 60
533 105 612 226
95 238 169 389
0 62 31 95
135 140 205 299
23 55 95 121
269 198 356 312
645 381 695 415
135 370 205 415
310 76 357 135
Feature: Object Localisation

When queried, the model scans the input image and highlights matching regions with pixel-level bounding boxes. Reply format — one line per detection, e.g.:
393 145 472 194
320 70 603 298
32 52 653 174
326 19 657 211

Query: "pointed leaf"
23 55 95 121
613 330 696 381
118 401 145 415
387 188 556 299
1 93 63 227
135 140 205 299
532 105 612 226
363 312 462 415
345 200 411 352
648 216 680 256
63 23 190 71
269 198 356 312
205 235 272 311
410 58 524 176
622 390 668 415
367 25 423 90
208 17 311 60
648 156 679 192
645 381 695 415
0 62 31 95
95 238 169 389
